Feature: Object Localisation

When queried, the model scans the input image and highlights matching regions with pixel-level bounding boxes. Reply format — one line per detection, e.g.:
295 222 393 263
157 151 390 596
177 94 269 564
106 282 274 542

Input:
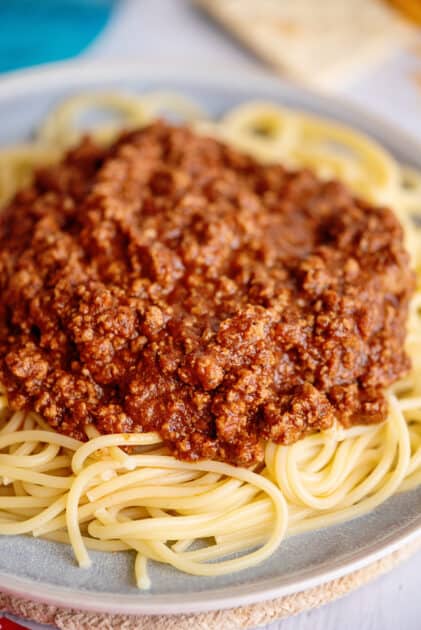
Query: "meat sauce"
0 122 414 464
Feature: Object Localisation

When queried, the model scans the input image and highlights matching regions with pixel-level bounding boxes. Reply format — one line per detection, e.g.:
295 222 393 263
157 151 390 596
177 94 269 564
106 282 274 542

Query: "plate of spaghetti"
0 61 421 615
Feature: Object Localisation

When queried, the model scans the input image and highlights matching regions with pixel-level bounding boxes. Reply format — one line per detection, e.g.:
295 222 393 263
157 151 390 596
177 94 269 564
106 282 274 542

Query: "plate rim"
0 58 421 616
0 518 420 615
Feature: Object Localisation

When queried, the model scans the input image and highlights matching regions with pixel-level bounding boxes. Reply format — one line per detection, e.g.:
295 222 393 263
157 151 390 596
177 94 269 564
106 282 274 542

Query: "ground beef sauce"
0 122 415 465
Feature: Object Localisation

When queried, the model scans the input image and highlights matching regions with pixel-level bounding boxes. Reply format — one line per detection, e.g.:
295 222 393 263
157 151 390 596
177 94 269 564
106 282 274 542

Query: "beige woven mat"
2 537 421 630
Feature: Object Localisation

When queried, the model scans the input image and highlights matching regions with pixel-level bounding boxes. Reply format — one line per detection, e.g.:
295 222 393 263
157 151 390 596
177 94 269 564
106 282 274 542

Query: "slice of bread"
195 0 415 88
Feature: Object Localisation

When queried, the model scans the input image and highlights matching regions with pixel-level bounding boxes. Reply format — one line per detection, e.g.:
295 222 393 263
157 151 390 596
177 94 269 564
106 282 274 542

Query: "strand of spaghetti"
400 468 421 492
119 538 161 564
66 459 122 568
44 530 130 552
0 143 59 206
7 416 34 459
26 413 57 432
9 437 37 459
0 443 60 468
90 506 154 587
0 495 66 535
11 481 25 498
22 482 67 498
338 403 409 506
290 147 361 182
91 483 219 503
169 534 269 563
171 539 194 553
86 468 205 502
132 483 261 515
0 430 81 451
84 424 135 468
0 496 52 508
30 455 72 473
135 553 151 590
398 397 421 410
71 433 161 474
0 465 73 489
219 102 299 162
405 442 421 476
37 92 149 147
0 510 24 522
0 508 42 519
295 439 339 474
0 413 27 485
0 411 25 434
216 527 271 548
138 91 207 123
33 512 91 537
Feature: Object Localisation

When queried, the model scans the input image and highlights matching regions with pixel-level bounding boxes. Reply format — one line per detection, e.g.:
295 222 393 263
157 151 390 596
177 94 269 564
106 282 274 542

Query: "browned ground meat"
0 122 415 465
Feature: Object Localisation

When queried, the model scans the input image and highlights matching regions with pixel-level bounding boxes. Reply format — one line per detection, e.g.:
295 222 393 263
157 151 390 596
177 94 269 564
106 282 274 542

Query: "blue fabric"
0 0 116 73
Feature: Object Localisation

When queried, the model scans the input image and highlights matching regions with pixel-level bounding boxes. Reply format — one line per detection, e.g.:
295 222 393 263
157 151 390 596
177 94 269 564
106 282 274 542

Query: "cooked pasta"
0 91 420 588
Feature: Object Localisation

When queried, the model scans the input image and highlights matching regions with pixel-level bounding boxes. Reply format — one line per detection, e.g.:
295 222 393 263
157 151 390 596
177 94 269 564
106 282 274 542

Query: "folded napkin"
0 0 115 73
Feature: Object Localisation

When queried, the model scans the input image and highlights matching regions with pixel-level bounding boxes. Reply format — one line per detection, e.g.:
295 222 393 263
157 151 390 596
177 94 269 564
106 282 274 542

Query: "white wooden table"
6 1 421 628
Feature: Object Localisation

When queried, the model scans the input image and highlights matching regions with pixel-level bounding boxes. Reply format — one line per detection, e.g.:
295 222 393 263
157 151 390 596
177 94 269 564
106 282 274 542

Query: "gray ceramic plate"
0 61 420 616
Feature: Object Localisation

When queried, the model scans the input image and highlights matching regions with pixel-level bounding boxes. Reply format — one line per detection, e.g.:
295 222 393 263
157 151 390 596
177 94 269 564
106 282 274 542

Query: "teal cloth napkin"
0 0 116 73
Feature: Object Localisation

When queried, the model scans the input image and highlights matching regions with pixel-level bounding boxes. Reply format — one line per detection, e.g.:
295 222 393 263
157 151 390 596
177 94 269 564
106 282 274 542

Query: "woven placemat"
2 538 421 630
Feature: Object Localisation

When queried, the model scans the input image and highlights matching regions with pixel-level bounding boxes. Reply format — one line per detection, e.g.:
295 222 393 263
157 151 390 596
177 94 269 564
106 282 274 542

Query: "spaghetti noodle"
0 92 420 587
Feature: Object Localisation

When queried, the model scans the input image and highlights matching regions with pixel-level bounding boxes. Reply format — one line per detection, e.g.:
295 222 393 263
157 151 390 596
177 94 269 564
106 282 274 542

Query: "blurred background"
0 0 420 135
0 2 421 630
